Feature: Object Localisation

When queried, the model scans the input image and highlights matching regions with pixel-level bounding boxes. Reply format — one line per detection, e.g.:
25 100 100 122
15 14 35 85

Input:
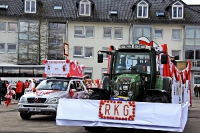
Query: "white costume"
24 79 35 94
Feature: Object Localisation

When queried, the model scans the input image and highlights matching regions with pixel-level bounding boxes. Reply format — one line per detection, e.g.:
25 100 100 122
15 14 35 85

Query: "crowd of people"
1 79 40 107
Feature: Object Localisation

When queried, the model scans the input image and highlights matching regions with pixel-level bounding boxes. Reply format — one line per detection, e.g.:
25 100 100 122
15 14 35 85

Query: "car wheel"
20 112 31 120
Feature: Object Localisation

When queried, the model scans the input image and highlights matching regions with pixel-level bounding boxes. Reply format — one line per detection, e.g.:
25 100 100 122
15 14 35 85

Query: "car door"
75 80 86 99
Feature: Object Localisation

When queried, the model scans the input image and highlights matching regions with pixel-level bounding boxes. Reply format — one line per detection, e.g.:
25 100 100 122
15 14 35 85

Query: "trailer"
56 37 192 132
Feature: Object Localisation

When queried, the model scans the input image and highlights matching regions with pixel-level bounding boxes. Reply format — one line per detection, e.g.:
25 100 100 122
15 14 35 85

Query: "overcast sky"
182 0 200 4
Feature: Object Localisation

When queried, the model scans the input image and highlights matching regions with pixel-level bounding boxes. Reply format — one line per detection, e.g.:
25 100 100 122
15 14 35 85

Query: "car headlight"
46 97 59 104
19 97 26 103
128 91 133 97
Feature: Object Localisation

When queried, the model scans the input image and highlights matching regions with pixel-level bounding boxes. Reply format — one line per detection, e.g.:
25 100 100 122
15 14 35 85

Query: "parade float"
56 37 192 132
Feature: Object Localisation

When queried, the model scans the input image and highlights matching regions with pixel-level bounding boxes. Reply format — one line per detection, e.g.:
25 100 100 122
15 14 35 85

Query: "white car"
18 77 87 120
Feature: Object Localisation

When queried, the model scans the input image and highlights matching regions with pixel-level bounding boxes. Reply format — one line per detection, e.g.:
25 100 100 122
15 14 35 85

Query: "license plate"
28 108 41 112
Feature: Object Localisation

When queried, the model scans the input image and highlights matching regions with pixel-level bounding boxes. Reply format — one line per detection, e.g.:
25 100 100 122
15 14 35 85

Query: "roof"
0 0 200 24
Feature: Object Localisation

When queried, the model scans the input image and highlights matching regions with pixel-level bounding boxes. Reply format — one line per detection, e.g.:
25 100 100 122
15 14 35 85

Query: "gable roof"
0 0 200 24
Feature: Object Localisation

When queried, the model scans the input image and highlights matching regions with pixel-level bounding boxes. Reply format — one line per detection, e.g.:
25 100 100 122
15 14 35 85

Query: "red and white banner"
56 99 189 132
42 60 85 78
138 36 192 105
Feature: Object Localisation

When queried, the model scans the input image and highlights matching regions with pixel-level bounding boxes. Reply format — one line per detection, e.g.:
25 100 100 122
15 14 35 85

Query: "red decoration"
42 60 48 64
66 59 70 63
69 89 74 97
42 73 47 77
81 66 85 69
67 73 70 78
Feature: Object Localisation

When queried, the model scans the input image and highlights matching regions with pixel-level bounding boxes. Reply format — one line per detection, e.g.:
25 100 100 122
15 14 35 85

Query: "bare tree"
6 2 65 65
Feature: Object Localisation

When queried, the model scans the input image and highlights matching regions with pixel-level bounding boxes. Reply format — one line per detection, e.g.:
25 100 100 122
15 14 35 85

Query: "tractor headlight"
46 97 59 104
123 86 128 90
114 90 119 97
19 97 27 103
128 91 133 97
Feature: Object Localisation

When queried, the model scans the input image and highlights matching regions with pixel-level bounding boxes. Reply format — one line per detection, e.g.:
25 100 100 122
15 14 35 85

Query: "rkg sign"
99 100 136 120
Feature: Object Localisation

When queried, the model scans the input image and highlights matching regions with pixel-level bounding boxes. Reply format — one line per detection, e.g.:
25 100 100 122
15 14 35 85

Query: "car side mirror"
161 55 168 64
98 53 103 63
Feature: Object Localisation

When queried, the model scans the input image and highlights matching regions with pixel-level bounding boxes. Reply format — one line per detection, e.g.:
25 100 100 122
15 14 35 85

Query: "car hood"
23 90 65 99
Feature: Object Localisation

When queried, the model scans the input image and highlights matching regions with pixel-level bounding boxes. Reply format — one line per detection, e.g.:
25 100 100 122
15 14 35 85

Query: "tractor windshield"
114 51 151 75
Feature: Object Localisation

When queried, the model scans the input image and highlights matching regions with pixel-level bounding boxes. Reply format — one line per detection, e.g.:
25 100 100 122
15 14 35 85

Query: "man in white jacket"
24 79 35 94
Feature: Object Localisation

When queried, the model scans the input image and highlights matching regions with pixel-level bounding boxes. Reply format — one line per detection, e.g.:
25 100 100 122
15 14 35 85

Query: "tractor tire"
152 94 169 103
20 112 31 120
143 95 152 102
89 93 100 100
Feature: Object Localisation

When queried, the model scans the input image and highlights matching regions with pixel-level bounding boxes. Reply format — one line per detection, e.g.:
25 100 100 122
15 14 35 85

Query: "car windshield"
36 80 69 91
114 51 151 75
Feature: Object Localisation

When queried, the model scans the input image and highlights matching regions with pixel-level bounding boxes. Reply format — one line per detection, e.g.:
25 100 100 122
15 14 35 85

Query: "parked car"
18 77 87 120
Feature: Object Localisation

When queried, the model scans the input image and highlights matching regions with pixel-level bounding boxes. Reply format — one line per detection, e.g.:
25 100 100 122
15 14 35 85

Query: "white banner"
45 60 70 77
56 99 189 132
171 79 181 104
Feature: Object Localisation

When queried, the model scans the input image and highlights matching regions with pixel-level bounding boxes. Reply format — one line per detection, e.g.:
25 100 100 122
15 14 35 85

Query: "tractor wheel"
143 95 152 102
89 93 100 100
152 94 169 103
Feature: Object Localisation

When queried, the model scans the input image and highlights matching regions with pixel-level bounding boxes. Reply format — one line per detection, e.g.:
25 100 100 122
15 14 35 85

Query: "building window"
102 47 109 59
79 0 91 16
0 43 5 53
73 46 93 58
7 43 17 53
101 68 107 80
25 0 36 13
172 50 180 59
154 29 163 38
194 77 200 84
137 1 148 18
185 50 194 59
133 25 152 44
172 1 183 19
0 22 6 32
172 29 181 40
49 23 66 45
8 22 18 32
185 27 200 46
103 27 112 38
74 26 94 38
84 47 93 58
48 22 66 60
114 27 123 39
19 21 39 40
84 67 93 79
85 26 94 38
74 46 83 57
74 26 84 36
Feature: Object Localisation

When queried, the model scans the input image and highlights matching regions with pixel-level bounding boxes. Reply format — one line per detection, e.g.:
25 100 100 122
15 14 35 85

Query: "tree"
6 1 65 65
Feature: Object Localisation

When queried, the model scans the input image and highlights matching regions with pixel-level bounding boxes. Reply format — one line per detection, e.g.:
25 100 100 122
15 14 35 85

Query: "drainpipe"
65 20 68 60
129 23 132 44
45 19 48 60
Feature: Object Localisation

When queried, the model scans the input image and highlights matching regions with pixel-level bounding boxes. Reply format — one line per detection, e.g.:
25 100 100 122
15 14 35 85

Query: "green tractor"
86 44 172 103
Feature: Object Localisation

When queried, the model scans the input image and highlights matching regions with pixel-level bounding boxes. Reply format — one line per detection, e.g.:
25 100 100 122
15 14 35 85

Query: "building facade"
0 0 200 89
